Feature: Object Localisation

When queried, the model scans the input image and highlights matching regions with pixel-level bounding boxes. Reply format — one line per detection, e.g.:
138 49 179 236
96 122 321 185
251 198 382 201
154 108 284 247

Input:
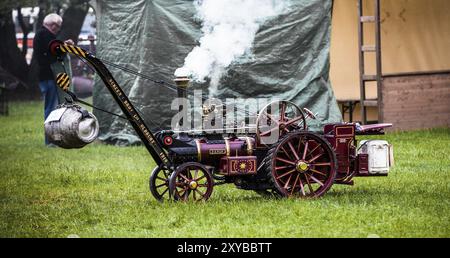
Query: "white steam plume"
175 0 290 97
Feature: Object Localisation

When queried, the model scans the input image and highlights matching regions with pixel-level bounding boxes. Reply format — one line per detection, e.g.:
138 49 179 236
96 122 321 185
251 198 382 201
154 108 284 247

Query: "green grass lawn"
0 101 449 238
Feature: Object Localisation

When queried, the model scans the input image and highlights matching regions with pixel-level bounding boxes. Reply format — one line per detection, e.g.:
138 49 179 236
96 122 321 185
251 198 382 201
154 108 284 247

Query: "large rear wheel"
263 132 337 198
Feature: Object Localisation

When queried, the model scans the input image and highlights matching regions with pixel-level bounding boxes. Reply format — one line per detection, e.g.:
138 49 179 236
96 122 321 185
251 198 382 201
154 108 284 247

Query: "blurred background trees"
0 0 91 100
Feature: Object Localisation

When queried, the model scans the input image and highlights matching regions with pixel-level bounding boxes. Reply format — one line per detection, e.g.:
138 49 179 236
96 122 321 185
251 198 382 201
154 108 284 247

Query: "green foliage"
0 1 36 13
0 102 449 237
0 0 89 16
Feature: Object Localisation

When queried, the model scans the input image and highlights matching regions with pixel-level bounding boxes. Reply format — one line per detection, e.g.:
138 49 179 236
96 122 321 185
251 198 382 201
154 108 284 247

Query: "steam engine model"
46 40 394 202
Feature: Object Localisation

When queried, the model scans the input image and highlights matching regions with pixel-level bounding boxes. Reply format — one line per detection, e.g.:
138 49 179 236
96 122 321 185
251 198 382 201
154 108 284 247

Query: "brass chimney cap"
174 76 190 88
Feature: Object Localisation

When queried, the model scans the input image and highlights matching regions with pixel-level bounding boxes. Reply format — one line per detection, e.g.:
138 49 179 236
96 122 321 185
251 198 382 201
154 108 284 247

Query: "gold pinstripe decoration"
56 73 70 91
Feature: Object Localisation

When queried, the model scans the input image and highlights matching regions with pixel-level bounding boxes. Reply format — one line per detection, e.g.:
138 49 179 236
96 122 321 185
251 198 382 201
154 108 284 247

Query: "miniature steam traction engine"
46 41 394 202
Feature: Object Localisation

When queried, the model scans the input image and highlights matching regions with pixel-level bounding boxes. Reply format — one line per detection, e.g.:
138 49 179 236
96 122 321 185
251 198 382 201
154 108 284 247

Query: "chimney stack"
174 76 190 100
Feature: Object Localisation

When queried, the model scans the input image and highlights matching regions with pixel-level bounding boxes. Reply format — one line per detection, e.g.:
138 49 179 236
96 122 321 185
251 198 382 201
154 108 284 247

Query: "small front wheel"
169 162 214 202
149 166 172 202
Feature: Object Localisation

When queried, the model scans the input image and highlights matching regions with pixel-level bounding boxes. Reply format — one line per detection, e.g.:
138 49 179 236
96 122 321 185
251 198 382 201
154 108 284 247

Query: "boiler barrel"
195 137 254 164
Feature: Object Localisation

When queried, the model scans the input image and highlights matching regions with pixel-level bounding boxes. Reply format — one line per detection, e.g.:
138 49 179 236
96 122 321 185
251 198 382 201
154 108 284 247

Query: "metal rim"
271 132 336 198
149 166 172 202
169 162 214 202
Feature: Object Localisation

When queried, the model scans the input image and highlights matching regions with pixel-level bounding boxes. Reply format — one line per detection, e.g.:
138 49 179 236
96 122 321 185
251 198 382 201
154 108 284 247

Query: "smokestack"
174 76 190 100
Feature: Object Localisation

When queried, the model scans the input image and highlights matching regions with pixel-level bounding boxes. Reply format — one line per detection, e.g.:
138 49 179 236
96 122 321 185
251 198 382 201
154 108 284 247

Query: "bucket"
44 103 99 149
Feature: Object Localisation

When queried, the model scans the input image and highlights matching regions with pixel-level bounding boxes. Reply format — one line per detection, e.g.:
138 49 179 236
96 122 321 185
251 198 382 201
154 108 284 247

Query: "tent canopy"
92 0 342 145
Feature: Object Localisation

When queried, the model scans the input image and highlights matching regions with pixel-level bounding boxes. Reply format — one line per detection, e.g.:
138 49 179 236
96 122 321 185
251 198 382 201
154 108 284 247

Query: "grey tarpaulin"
91 0 342 145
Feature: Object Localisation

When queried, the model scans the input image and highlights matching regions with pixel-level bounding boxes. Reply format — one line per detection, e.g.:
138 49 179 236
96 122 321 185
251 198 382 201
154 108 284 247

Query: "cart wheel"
256 100 306 145
169 162 214 202
149 166 172 202
263 132 337 198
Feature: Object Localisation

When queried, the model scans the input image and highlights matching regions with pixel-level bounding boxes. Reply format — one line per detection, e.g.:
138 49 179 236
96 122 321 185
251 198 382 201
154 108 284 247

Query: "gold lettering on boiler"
209 149 227 155
108 79 123 97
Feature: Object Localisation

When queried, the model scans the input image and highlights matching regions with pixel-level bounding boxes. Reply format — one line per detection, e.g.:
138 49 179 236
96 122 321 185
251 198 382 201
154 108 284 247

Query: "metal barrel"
44 104 99 149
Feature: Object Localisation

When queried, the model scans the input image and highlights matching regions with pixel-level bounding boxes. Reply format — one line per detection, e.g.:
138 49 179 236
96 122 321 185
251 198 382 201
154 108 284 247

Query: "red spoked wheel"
149 166 172 202
169 162 214 202
256 100 307 145
265 132 337 198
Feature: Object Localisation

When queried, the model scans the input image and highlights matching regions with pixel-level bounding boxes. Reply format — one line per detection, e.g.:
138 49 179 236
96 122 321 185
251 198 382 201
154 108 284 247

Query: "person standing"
33 13 73 146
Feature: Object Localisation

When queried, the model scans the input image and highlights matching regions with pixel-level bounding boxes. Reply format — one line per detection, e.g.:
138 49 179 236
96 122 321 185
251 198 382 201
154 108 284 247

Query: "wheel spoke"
195 189 205 199
187 169 194 179
156 183 166 188
276 157 296 166
194 169 199 180
275 165 293 171
262 111 280 125
196 175 206 181
260 125 279 137
276 169 296 180
178 188 187 196
304 174 314 194
308 174 324 186
183 190 189 201
306 144 321 158
298 176 306 196
308 152 323 163
192 189 197 200
160 187 169 197
179 173 191 182
302 140 309 160
312 162 331 166
284 174 293 189
156 176 167 181
175 182 186 187
280 146 294 160
310 168 327 176
287 141 300 161
286 116 304 126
